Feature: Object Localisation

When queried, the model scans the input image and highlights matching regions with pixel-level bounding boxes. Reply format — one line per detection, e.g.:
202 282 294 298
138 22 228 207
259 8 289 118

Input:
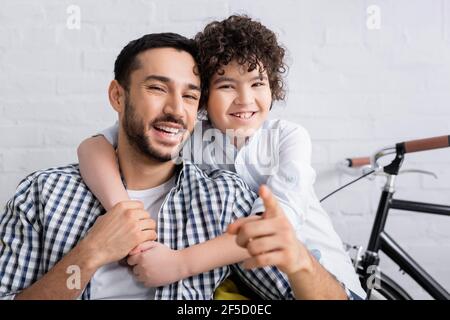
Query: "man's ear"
109 80 126 113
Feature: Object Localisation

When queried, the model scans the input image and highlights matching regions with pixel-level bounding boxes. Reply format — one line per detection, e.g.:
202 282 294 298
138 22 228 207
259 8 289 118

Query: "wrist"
76 238 104 271
177 249 191 279
287 244 315 279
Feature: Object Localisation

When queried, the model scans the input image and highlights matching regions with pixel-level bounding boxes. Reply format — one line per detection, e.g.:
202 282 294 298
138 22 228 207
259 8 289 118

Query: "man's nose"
164 92 184 116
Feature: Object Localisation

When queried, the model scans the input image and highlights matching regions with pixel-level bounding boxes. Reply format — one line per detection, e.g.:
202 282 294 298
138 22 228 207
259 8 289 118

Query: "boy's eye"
252 82 266 87
217 84 234 89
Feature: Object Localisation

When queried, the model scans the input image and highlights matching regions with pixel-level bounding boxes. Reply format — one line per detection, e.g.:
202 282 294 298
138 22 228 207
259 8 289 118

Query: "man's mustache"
150 115 187 130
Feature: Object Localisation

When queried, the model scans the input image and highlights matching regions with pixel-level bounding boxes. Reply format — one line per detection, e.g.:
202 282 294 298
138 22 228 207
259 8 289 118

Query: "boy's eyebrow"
212 76 236 85
213 75 268 85
143 75 200 91
251 75 268 81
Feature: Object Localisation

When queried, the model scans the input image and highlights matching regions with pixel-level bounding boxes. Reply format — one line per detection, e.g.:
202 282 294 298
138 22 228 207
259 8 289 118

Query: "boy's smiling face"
207 60 272 139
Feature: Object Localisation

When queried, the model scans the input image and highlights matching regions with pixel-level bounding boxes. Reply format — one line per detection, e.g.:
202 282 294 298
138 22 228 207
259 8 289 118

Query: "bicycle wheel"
365 272 412 300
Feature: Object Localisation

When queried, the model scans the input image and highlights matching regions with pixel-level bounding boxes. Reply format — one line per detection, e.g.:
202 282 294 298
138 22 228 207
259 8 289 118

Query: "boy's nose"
234 88 254 105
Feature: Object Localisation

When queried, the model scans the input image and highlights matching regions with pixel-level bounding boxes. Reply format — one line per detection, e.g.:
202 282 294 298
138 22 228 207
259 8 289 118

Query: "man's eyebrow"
143 75 171 83
187 84 201 91
143 75 200 91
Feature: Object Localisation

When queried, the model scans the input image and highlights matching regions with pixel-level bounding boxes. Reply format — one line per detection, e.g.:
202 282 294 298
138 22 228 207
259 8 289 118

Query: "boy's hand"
127 242 186 287
227 185 312 276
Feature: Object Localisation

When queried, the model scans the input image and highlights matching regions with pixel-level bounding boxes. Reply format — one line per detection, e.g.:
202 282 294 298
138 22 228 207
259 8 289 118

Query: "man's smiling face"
121 47 201 162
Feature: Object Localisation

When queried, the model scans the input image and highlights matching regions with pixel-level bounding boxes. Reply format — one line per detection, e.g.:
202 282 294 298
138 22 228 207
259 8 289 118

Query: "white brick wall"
0 0 449 299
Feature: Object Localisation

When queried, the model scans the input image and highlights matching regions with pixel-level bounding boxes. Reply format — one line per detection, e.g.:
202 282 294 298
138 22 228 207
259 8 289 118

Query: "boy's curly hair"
194 15 287 108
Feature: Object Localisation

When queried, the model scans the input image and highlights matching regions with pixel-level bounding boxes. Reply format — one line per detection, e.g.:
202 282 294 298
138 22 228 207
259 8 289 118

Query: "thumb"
259 185 280 219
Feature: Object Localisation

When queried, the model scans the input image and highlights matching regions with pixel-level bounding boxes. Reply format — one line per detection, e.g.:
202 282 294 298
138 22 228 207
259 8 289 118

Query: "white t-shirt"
100 119 366 298
89 176 175 300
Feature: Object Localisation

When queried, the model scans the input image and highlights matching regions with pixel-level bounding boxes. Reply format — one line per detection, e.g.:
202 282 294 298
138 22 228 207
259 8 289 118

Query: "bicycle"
322 135 450 300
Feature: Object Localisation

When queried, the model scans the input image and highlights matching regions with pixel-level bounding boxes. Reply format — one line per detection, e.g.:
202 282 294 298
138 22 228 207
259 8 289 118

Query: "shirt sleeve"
96 121 119 148
0 176 43 298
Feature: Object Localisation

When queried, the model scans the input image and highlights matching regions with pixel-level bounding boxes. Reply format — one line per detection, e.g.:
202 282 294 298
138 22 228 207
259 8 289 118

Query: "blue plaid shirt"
0 162 302 300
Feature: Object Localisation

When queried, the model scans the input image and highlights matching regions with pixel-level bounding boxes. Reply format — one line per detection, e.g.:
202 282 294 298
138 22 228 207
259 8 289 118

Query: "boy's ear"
109 80 126 113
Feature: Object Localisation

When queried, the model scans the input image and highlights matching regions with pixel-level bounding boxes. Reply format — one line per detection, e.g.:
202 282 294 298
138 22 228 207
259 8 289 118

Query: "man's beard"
122 96 187 162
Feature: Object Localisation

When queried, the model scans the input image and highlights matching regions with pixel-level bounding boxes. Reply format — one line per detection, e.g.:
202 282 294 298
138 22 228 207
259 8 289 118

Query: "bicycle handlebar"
346 157 371 168
400 135 450 154
345 135 449 168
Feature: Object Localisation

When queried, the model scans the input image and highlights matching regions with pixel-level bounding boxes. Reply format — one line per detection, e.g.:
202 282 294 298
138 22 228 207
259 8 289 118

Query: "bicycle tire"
365 272 412 300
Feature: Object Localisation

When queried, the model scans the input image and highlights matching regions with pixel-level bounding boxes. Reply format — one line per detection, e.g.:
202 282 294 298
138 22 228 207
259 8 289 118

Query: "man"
0 33 356 300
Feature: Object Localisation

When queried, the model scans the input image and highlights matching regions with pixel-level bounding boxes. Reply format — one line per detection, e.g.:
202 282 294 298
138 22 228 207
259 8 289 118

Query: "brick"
283 93 382 118
156 21 206 39
394 189 450 208
0 125 42 147
18 27 58 48
55 25 101 50
0 28 21 49
324 27 363 46
0 172 29 209
3 100 82 124
384 213 434 246
0 74 56 98
300 116 375 141
83 50 116 72
0 2 46 27
166 0 228 22
373 116 449 140
100 25 158 50
81 1 156 24
422 166 450 189
3 148 77 174
56 73 111 95
310 46 384 74
379 93 450 116
445 0 450 43
42 125 103 147
2 97 116 127
311 142 329 165
3 49 82 73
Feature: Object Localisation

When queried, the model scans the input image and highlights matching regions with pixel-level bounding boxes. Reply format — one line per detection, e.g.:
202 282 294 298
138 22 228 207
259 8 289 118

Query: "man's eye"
147 86 165 92
184 94 199 100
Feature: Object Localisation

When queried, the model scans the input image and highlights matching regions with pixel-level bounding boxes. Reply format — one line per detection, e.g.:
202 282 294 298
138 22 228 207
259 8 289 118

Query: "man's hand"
81 200 157 268
127 241 185 287
227 185 312 276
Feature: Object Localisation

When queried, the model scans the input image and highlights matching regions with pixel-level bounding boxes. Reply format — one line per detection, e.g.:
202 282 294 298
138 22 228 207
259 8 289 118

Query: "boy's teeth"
233 112 253 119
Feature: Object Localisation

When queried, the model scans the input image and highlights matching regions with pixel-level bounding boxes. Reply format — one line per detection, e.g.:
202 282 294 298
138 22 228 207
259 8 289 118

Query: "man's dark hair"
114 33 199 90
194 15 287 108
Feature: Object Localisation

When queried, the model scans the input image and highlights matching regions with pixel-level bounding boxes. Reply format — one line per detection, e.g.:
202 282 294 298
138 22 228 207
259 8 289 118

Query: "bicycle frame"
361 175 450 300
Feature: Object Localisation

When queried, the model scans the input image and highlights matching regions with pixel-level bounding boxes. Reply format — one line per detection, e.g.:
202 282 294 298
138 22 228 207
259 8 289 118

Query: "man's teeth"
232 112 254 119
154 125 181 134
